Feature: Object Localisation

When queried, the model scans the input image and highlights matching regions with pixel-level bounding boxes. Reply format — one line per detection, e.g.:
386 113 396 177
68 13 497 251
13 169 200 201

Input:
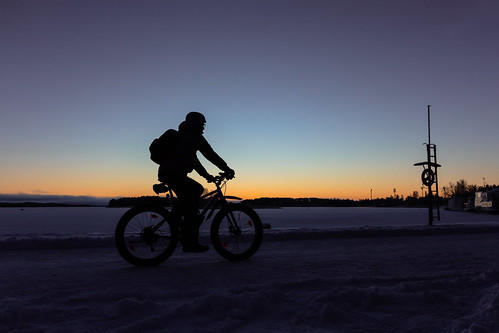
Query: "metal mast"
414 105 441 225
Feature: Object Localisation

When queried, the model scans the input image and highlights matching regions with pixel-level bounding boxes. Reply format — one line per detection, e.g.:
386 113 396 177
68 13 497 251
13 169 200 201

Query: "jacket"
158 121 228 180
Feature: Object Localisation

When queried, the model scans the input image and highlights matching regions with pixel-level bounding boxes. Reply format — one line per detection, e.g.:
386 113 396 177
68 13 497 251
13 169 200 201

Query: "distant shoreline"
0 195 450 209
0 202 105 208
0 195 440 208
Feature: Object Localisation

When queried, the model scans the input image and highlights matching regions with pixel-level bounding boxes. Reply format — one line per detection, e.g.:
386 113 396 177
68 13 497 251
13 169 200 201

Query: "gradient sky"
1 0 498 200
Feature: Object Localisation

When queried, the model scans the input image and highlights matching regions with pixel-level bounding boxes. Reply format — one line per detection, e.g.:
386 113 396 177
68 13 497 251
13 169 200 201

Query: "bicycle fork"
225 210 242 235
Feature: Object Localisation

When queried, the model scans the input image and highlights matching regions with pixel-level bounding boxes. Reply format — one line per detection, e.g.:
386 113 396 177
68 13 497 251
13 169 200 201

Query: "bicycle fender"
206 196 243 220
224 195 242 201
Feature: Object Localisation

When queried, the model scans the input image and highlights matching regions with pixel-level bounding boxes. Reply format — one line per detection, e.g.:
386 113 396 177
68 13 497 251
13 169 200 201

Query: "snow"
2 207 499 332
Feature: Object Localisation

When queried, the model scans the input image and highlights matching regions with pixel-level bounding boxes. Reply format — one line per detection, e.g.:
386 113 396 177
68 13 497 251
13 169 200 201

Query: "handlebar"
211 171 235 185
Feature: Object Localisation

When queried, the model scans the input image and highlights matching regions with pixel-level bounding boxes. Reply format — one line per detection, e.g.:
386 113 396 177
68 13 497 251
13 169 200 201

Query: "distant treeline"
107 196 172 208
106 196 435 208
0 196 436 209
241 197 358 207
241 196 433 208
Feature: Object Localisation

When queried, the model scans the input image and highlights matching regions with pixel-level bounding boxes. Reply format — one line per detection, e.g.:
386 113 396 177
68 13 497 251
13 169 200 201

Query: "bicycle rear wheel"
115 205 178 266
210 204 263 261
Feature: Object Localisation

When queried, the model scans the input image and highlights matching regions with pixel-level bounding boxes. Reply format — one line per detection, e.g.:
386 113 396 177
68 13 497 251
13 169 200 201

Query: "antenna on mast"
427 105 431 145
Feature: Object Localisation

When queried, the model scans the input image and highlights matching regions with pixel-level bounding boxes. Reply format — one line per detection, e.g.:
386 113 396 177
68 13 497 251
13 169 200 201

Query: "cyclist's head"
185 112 206 125
184 112 206 134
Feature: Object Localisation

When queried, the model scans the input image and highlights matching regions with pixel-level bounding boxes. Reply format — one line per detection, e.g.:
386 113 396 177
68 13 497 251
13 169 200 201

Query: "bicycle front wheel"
115 205 178 266
210 204 263 261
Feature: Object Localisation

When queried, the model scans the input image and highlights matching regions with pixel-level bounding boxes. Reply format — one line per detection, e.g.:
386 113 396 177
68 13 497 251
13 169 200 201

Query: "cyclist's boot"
181 219 209 253
182 232 209 252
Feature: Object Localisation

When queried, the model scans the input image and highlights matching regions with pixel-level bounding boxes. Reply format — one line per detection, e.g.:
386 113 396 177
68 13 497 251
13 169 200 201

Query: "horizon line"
0 193 430 204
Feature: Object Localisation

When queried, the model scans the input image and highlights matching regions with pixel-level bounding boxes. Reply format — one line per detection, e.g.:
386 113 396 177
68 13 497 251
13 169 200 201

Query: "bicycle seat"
153 183 169 195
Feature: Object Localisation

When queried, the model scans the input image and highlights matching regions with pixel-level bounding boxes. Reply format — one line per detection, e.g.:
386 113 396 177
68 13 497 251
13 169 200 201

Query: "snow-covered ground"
2 208 499 332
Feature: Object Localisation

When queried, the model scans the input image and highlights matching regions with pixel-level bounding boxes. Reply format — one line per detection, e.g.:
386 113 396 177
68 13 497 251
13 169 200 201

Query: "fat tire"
210 204 263 261
115 205 178 266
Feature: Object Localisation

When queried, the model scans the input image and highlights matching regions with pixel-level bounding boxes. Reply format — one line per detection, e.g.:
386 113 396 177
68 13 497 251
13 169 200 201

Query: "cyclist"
158 112 235 253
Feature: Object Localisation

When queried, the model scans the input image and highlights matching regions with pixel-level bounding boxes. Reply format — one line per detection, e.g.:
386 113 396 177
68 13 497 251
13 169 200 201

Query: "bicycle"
115 172 263 266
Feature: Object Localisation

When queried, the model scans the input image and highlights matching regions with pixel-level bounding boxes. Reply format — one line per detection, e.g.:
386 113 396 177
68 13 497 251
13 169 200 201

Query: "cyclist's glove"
205 174 216 183
224 167 235 179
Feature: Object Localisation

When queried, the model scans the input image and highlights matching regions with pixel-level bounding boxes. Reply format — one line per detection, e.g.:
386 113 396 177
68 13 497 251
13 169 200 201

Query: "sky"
1 0 498 200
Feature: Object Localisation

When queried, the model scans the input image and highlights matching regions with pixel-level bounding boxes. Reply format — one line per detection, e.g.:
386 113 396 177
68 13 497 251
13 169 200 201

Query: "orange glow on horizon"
1 166 430 201
0 183 422 201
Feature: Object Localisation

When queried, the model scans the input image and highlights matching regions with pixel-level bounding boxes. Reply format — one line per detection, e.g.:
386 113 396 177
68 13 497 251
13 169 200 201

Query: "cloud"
0 194 114 206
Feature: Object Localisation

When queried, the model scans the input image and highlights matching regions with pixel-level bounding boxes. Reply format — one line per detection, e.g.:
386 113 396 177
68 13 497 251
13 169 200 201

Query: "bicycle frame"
199 181 242 222
151 177 242 233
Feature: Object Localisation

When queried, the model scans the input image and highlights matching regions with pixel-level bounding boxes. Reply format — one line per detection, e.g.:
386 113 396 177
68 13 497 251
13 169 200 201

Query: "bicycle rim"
211 204 263 261
115 206 178 266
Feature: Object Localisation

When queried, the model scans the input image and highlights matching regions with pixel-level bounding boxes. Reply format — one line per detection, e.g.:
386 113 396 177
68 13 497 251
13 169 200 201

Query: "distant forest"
242 196 432 208
107 196 172 208
0 195 438 208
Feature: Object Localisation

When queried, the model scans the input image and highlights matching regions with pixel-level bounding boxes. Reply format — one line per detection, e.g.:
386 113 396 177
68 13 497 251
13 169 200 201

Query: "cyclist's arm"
198 136 229 171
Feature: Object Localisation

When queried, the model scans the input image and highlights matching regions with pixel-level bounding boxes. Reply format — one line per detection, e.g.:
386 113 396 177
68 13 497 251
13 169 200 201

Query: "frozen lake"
1 206 499 237
3 207 499 332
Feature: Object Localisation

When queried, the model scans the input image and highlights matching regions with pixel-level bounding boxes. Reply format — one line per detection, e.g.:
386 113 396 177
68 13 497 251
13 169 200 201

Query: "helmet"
185 112 206 124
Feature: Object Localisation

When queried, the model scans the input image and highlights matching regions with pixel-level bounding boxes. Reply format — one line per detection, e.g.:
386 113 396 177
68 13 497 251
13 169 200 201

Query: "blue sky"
1 0 498 200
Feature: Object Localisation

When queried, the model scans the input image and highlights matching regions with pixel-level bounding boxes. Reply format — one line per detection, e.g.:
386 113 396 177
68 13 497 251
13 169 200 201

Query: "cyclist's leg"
164 175 207 252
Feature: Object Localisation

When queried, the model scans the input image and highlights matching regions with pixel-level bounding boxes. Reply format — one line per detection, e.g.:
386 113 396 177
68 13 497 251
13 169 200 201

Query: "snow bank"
2 224 499 251
0 234 114 250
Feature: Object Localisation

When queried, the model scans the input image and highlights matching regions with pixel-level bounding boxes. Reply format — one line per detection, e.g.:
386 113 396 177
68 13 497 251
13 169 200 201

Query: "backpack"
149 129 179 164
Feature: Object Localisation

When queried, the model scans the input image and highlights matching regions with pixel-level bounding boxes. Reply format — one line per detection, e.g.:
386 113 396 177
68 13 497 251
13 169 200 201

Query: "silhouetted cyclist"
158 112 235 253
